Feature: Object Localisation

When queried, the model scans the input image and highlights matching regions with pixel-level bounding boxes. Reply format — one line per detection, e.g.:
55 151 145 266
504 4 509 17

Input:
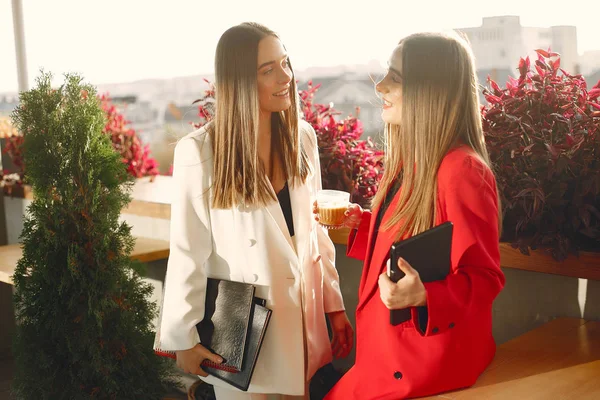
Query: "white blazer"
155 120 345 395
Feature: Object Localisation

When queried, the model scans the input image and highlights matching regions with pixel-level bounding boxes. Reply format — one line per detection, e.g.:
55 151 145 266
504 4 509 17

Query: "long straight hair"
209 22 310 209
372 31 501 239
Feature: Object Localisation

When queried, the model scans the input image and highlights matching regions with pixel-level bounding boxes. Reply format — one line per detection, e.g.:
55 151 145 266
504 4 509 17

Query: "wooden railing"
0 237 170 285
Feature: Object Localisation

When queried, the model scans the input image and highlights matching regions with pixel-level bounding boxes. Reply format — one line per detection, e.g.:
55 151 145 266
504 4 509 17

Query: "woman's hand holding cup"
313 189 363 230
343 203 364 230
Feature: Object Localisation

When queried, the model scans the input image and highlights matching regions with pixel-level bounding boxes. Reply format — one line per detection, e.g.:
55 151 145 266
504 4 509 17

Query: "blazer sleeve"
302 122 345 313
413 155 505 336
155 136 213 351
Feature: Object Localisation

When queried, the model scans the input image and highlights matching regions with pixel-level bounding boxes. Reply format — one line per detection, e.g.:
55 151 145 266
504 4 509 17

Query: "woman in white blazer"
155 22 353 400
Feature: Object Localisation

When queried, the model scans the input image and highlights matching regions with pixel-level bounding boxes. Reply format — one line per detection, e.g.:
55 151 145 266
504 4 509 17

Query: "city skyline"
1 0 600 93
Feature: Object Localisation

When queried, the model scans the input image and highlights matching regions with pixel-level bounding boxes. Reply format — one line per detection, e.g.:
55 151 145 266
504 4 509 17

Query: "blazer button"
432 327 439 334
314 254 322 263
393 371 403 380
449 322 455 328
252 274 259 283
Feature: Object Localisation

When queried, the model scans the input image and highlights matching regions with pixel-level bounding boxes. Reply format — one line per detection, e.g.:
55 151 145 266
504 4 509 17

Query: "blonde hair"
372 31 500 239
209 22 310 209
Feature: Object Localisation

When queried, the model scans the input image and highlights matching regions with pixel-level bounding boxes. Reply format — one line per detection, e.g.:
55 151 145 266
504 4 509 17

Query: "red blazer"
325 146 505 400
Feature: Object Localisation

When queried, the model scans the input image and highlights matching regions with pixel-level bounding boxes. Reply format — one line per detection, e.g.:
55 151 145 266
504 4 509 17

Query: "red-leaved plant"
300 82 384 208
1 135 25 190
190 80 384 208
100 95 159 179
483 49 600 260
3 94 159 184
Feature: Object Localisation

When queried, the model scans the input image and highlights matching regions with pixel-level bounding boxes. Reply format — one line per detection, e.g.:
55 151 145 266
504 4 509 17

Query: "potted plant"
482 49 600 264
10 72 178 399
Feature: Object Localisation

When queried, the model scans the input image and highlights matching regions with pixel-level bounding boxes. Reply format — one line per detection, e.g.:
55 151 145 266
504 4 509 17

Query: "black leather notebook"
195 278 256 372
154 278 272 389
388 221 453 326
205 297 272 391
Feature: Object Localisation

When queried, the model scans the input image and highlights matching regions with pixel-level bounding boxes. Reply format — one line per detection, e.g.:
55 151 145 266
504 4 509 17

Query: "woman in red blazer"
321 32 505 399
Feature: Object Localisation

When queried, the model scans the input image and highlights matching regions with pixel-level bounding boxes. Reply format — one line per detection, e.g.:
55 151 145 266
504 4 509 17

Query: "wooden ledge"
499 242 600 281
2 179 172 220
0 237 170 286
327 226 351 246
122 199 171 220
421 318 600 398
5 182 599 281
2 184 32 200
327 226 600 281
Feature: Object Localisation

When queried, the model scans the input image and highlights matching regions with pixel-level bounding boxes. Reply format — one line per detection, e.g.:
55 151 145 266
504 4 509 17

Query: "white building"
581 50 600 76
297 73 385 142
456 16 579 76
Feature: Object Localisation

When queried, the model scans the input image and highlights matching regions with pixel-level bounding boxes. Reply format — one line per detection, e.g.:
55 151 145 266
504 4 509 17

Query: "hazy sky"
1 0 599 92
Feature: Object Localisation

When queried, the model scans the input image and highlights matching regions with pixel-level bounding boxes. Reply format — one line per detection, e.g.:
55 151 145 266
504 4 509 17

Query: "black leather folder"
388 221 453 326
154 278 272 390
204 297 272 391
195 278 256 372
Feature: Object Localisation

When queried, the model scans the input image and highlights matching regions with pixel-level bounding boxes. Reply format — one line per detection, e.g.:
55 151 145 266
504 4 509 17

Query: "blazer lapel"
357 201 380 299
263 194 296 254
357 192 402 312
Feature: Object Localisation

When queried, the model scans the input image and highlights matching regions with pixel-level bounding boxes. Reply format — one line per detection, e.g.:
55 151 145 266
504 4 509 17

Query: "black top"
370 180 430 329
276 182 294 237
370 180 401 255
